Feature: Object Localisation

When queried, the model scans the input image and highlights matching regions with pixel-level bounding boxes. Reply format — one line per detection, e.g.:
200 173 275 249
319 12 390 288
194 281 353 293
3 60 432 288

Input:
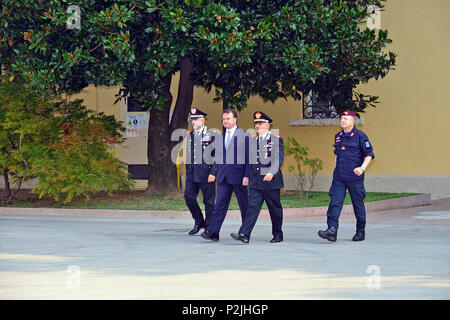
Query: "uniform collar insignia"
341 127 357 138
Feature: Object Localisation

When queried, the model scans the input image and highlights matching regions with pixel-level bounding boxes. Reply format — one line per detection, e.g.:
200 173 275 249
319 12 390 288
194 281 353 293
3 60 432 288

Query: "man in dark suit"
231 111 285 243
201 108 250 241
184 107 217 235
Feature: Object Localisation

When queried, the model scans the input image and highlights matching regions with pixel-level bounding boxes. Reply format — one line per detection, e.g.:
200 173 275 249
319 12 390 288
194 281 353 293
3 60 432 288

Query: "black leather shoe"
230 232 249 244
188 223 204 235
270 236 283 243
318 226 338 242
352 230 365 241
200 230 219 242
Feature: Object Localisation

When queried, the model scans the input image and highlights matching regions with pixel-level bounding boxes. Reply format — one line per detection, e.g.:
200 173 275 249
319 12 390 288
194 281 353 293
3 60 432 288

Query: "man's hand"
242 177 249 186
353 167 364 176
208 175 216 183
263 173 274 181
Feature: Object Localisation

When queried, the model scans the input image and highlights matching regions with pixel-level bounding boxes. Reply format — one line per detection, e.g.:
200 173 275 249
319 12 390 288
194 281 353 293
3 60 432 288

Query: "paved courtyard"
0 198 449 300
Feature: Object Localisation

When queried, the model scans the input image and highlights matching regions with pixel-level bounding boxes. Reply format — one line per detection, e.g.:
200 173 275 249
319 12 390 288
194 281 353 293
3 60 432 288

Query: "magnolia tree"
0 0 396 195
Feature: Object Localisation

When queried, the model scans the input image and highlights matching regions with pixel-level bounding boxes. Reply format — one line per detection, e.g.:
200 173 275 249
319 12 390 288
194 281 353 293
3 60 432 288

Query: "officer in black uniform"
184 107 217 235
230 111 284 243
318 110 375 242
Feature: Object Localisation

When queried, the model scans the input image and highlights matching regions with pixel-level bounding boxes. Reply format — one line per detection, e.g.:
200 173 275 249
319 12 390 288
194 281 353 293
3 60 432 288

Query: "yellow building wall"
357 0 450 175
66 85 123 162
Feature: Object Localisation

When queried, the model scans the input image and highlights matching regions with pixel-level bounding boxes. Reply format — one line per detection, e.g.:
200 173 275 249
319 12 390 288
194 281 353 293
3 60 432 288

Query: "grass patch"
2 189 419 211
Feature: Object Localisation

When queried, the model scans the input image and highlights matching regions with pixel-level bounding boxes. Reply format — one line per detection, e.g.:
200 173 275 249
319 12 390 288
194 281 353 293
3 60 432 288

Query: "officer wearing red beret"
318 110 374 242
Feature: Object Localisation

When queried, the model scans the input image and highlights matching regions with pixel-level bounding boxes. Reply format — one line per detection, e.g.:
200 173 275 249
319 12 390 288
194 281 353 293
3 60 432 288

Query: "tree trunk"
145 57 195 196
145 74 177 195
169 57 193 135
2 169 11 203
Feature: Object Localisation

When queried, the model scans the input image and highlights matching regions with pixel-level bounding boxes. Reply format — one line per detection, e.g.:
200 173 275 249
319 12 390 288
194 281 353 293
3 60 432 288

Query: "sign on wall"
126 114 148 137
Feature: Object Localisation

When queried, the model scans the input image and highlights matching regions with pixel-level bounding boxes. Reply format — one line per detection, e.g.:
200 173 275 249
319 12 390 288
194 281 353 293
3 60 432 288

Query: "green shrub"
0 77 133 204
284 137 323 199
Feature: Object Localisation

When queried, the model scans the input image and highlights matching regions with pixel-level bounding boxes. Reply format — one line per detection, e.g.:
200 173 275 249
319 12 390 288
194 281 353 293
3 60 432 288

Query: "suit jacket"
212 127 250 185
249 132 284 190
185 126 217 183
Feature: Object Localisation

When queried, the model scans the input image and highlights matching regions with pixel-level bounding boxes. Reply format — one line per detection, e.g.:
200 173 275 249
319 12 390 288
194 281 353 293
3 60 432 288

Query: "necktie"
225 131 231 149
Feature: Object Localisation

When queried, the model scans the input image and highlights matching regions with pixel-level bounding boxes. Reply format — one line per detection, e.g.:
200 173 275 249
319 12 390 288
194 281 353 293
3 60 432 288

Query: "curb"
280 193 432 219
0 194 432 220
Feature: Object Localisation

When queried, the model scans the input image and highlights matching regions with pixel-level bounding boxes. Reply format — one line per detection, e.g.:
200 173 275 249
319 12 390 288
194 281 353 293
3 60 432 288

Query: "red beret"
339 110 356 118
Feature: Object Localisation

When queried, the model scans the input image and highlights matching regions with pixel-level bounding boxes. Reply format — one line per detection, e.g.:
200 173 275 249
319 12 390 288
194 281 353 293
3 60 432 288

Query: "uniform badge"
255 112 262 119
365 141 371 148
264 143 272 159
191 107 197 114
341 142 346 150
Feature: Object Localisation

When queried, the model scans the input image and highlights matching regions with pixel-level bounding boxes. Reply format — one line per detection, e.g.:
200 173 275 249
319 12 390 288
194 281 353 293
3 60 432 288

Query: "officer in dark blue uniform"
318 110 375 242
184 107 217 235
230 111 285 244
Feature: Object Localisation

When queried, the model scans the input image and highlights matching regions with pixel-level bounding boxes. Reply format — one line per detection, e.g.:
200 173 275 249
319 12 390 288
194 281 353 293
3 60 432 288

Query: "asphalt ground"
0 198 449 300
